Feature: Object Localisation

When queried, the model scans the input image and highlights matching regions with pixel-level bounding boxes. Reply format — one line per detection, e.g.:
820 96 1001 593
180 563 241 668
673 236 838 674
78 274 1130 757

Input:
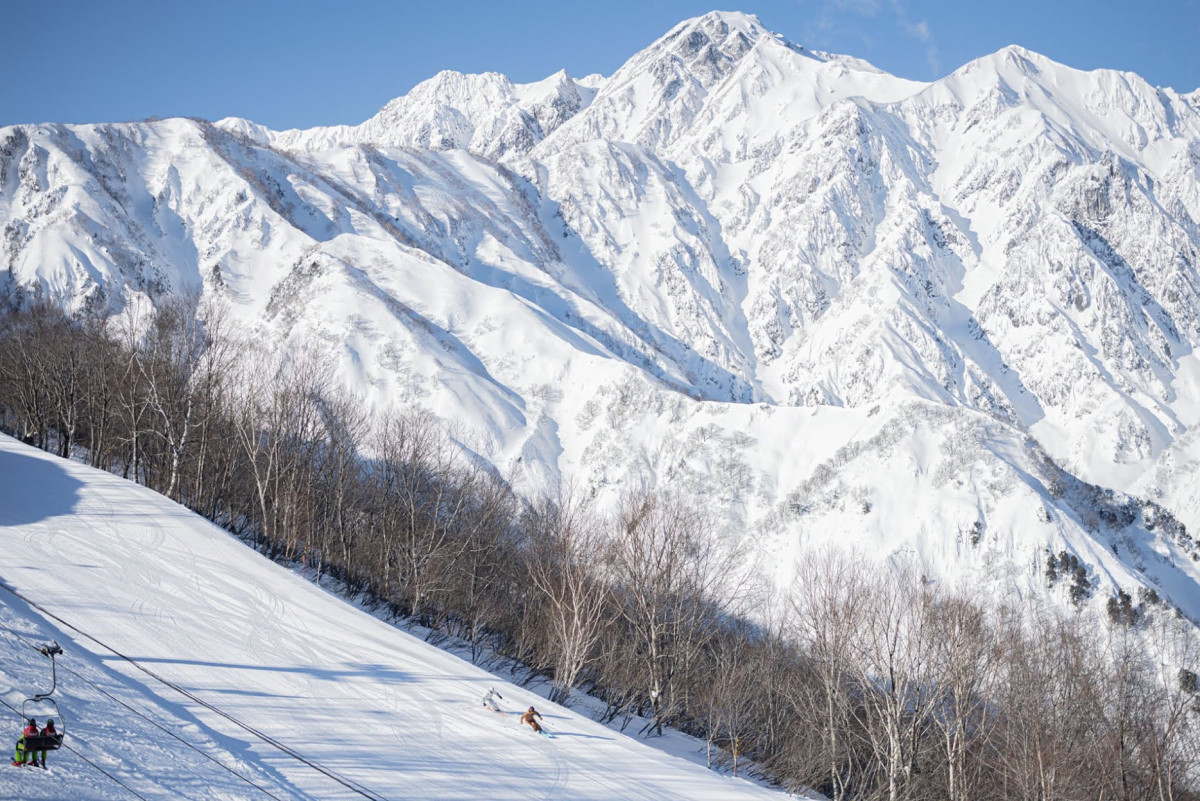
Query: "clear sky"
4 0 1199 129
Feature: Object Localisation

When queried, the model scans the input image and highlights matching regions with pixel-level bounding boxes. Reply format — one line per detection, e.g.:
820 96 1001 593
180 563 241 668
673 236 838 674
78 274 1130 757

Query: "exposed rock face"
4 11 1200 618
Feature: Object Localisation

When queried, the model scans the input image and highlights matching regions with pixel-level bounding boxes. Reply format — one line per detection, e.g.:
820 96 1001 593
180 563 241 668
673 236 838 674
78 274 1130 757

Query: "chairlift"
17 642 65 754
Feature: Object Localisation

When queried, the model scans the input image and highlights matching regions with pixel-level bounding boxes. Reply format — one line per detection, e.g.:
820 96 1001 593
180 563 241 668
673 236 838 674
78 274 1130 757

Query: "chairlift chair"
17 642 65 753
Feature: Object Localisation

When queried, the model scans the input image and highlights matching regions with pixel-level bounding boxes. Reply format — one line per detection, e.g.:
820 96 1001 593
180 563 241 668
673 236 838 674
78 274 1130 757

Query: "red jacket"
21 723 37 739
40 724 56 737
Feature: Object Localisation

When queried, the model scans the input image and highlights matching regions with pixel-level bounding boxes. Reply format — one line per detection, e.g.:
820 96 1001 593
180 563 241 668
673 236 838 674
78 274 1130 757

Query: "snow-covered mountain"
4 11 1200 620
0 433 784 800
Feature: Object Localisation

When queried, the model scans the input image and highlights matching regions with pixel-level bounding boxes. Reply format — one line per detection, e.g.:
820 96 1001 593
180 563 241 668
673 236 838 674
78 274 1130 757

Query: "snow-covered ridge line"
3 9 1200 632
215 67 604 159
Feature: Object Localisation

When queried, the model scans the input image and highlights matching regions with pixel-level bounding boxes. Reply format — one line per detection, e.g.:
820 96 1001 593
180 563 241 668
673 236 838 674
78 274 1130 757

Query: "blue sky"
4 0 1199 129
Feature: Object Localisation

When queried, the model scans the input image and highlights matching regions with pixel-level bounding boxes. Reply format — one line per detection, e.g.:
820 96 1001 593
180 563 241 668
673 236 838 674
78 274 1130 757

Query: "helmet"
46 719 54 726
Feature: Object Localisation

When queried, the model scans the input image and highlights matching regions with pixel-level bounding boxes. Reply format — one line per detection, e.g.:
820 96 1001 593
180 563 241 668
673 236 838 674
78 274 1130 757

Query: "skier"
519 706 545 734
12 717 37 767
482 686 504 712
33 719 57 768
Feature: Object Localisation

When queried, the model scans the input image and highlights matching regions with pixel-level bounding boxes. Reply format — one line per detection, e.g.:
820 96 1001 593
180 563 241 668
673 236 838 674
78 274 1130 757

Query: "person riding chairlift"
34 719 57 768
11 717 37 767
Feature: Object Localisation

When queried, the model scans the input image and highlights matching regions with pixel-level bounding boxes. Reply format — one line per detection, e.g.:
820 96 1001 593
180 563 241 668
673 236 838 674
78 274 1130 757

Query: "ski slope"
0 434 787 801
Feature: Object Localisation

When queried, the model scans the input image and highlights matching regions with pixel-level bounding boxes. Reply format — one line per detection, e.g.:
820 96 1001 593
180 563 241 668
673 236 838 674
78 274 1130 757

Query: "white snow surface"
0 434 786 800
4 10 1200 620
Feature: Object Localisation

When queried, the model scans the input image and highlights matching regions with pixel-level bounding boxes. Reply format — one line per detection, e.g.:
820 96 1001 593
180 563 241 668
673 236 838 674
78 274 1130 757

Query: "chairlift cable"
0 621 290 801
0 580 390 801
0 695 153 801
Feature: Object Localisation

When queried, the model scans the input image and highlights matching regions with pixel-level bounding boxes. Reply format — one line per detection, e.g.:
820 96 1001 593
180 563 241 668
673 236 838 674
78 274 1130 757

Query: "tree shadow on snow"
98 655 415 686
546 731 612 741
0 444 82 528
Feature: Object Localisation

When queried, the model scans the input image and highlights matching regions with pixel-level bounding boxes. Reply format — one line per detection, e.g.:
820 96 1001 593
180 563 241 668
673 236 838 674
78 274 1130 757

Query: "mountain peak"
654 9 767 63
950 43 1050 81
590 8 770 98
687 9 767 33
7 11 1200 654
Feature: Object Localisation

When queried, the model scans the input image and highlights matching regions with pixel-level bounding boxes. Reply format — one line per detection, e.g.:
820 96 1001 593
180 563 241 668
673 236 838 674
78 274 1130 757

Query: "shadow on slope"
101 654 417 685
0 445 82 528
0 587 310 801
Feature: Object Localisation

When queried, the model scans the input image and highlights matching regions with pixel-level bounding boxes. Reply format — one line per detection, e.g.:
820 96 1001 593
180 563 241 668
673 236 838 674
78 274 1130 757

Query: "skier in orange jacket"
519 706 544 734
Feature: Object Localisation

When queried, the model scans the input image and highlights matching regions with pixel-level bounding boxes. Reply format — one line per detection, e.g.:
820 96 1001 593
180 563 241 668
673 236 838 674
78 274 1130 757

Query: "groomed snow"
6 8 1200 686
0 434 788 801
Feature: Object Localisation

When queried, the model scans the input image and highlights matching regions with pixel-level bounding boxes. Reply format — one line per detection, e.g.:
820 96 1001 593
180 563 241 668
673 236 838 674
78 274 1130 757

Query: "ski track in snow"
0 435 786 801
4 8 1200 721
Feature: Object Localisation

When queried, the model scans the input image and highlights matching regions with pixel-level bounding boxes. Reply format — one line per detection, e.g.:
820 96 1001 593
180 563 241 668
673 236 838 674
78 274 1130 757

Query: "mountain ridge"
3 10 1200 624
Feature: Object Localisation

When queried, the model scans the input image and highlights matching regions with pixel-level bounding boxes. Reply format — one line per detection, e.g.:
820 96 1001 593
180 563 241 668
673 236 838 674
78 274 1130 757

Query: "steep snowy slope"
0 434 785 801
4 10 1200 620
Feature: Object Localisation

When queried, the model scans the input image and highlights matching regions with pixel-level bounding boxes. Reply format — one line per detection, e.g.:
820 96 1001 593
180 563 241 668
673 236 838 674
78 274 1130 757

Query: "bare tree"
370 409 492 627
0 302 59 449
789 549 873 801
76 308 124 470
309 389 370 580
698 622 767 776
1143 613 1200 801
523 492 611 704
230 347 328 553
994 607 1101 801
460 475 517 655
133 292 236 500
605 489 738 735
926 587 1001 801
844 564 937 801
